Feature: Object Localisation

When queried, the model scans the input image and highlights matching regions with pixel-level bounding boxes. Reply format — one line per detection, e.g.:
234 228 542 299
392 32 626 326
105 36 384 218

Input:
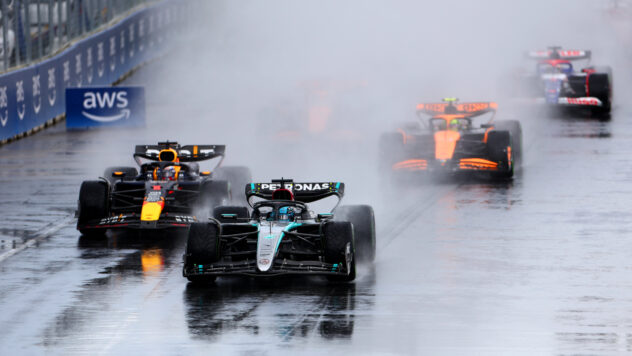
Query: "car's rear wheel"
323 221 356 282
334 205 376 263
77 180 109 237
493 120 522 165
588 72 612 116
487 131 513 179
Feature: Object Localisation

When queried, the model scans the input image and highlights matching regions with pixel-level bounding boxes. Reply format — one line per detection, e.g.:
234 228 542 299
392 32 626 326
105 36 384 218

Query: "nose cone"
434 130 461 160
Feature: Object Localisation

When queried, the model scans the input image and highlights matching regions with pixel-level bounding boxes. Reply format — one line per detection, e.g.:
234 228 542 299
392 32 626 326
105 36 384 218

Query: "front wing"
78 213 198 231
183 259 351 278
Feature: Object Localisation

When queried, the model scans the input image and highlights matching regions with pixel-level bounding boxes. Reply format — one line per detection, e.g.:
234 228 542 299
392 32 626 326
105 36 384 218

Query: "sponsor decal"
47 68 56 106
175 216 196 223
120 31 126 64
259 258 270 265
259 183 332 191
128 24 135 58
86 48 94 84
66 87 145 129
99 215 127 224
563 97 600 106
75 53 82 87
63 60 70 87
147 190 162 202
32 75 41 114
138 19 145 52
0 86 7 127
109 36 116 71
558 50 584 57
97 42 105 78
16 80 25 120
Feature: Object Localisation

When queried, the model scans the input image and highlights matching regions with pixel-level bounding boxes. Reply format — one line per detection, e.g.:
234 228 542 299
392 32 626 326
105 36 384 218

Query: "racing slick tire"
487 131 513 179
212 166 253 205
323 221 356 282
199 179 231 211
77 180 109 237
103 166 138 184
334 205 376 263
213 205 250 223
493 120 522 164
587 72 612 116
185 222 221 283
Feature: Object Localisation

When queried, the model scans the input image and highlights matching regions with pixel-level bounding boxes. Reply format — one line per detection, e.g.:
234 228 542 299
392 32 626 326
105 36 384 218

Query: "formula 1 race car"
517 47 612 115
182 178 376 283
380 98 522 178
77 141 252 237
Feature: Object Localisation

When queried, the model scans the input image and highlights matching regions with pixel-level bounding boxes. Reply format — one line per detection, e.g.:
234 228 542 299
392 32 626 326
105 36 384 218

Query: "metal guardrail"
0 0 157 73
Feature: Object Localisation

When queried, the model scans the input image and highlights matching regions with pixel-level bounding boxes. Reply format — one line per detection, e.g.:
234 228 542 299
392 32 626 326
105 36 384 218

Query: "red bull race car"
380 98 522 179
517 47 612 115
182 178 376 283
76 141 251 237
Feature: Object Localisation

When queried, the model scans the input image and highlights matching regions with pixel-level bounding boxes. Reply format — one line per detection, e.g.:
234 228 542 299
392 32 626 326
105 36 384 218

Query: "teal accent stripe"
335 182 340 190
275 222 303 252
250 183 255 192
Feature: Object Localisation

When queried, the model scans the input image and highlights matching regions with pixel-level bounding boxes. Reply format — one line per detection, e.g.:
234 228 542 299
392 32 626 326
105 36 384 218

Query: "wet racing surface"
2 3 632 354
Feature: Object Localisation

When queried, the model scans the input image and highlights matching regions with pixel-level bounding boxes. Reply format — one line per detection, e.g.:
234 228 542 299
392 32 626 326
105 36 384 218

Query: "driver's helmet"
277 206 295 222
449 118 469 131
162 166 178 181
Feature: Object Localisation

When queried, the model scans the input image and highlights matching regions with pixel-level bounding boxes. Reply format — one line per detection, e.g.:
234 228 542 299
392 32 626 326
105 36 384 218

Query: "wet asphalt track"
2 55 632 356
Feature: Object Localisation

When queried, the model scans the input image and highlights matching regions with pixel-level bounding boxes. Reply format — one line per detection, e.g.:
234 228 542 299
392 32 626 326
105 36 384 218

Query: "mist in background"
82 0 627 204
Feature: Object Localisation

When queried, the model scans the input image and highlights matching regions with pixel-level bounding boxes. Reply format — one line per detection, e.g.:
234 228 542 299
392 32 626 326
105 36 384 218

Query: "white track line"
0 215 75 263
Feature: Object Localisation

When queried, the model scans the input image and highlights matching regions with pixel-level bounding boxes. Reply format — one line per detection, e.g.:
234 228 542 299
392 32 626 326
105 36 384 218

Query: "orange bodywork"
458 158 499 170
393 159 427 171
434 130 461 160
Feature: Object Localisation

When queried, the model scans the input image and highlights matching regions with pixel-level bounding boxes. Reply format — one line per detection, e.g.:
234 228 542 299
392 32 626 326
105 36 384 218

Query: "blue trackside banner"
66 87 146 129
0 0 191 141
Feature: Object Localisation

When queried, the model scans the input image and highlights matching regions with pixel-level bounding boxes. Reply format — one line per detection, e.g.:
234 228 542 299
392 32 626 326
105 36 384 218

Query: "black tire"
199 179 231 211
323 221 356 282
77 180 109 237
487 130 513 179
587 72 612 115
103 166 138 184
213 205 250 223
186 222 221 265
212 166 252 204
493 120 523 164
335 205 376 263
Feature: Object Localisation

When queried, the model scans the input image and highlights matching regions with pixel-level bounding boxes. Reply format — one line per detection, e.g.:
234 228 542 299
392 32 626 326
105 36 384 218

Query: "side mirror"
200 171 211 176
112 171 125 178
317 213 334 222
220 213 237 220
480 124 494 129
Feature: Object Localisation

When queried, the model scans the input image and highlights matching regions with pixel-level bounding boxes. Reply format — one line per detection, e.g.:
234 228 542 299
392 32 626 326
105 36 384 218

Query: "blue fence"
0 0 188 143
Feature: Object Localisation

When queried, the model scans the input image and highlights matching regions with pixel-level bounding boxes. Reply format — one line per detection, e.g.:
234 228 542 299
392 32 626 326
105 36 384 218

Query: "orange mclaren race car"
379 98 522 179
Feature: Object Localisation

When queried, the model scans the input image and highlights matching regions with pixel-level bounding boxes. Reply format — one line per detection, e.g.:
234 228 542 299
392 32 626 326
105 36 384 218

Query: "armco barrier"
0 0 189 143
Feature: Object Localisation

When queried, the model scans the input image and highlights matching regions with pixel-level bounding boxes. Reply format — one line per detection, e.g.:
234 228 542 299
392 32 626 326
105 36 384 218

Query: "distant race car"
517 47 612 115
380 98 522 178
182 178 376 283
76 141 252 237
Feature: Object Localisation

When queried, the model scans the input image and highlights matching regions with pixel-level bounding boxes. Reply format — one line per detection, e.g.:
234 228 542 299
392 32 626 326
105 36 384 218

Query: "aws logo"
81 91 130 122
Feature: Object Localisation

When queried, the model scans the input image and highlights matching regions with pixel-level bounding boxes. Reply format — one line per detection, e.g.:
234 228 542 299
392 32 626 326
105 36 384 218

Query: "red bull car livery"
76 141 251 237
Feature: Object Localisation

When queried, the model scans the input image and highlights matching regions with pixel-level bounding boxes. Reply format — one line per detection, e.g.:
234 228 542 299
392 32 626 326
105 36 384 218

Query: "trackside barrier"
0 0 190 144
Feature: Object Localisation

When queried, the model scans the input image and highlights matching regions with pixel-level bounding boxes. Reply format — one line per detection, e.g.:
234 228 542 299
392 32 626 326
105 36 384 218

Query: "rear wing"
246 180 345 204
526 49 591 61
416 101 497 118
133 142 226 162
